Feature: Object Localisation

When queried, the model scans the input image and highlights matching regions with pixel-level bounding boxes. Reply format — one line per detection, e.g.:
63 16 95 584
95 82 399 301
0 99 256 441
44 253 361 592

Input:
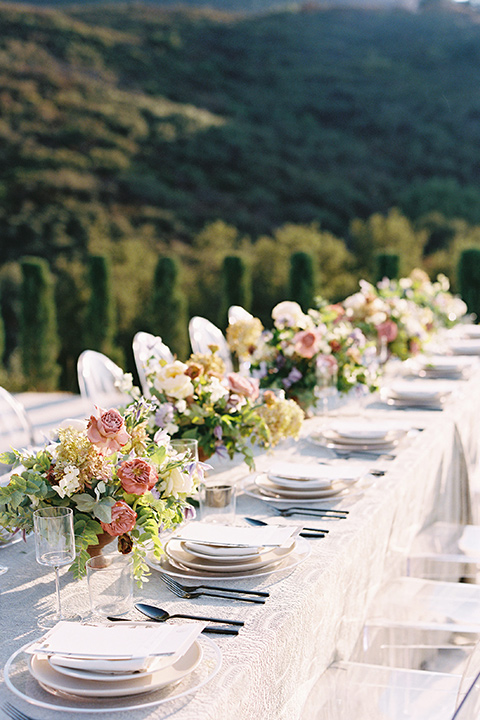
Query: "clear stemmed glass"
33 507 80 628
315 362 339 424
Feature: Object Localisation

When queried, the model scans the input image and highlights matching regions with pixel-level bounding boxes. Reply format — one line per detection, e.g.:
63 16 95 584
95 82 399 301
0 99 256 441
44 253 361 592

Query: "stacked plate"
21 621 213 702
309 421 406 453
246 459 367 504
447 338 480 355
380 380 453 408
415 355 474 379
149 522 310 580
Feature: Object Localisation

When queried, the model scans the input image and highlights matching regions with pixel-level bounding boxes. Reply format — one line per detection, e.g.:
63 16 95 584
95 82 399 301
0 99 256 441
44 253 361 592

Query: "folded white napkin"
26 621 204 659
174 521 298 548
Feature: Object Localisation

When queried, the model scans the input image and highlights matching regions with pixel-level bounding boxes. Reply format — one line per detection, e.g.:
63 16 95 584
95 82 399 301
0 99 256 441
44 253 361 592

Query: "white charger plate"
4 635 222 713
147 536 311 582
245 481 350 503
319 429 404 447
243 482 355 506
166 538 295 573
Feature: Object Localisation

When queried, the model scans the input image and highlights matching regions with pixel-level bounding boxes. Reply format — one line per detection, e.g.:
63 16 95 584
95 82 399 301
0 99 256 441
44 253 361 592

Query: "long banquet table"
1 371 480 720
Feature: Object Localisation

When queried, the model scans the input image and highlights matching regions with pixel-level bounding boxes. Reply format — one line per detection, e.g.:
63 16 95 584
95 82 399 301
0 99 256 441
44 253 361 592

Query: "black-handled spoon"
135 602 244 626
106 616 239 635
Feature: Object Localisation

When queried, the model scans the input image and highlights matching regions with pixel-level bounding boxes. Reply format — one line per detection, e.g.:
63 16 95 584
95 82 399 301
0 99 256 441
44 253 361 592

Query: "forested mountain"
1 1 480 266
2 2 480 389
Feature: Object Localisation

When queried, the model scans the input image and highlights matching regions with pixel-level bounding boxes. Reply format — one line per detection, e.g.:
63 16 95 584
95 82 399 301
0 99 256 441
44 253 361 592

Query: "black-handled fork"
161 574 267 603
2 702 36 720
160 573 270 597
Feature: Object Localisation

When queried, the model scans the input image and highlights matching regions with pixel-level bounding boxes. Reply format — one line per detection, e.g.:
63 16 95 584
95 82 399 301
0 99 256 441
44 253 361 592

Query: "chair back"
77 350 125 406
228 305 254 324
188 316 233 372
133 332 174 397
453 641 480 717
0 386 35 457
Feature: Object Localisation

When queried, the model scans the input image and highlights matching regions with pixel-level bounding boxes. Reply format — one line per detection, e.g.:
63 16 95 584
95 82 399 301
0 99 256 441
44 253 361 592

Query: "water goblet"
315 361 338 424
170 438 199 463
33 507 80 628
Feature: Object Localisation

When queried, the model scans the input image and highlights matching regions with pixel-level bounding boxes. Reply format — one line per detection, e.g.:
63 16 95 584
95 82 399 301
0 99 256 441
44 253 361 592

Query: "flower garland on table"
0 402 200 584
138 351 276 469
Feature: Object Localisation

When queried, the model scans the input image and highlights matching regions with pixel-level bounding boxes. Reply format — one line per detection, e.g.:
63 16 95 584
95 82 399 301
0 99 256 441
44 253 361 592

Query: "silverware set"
160 573 269 603
266 504 349 520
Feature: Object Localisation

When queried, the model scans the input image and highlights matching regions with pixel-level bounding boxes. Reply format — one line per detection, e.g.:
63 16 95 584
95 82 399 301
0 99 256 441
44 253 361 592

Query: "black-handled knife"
244 517 326 538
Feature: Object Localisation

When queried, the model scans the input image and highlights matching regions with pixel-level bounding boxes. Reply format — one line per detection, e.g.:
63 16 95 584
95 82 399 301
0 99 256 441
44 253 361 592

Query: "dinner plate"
4 636 222 713
267 474 336 490
318 429 403 447
166 538 295 573
243 482 354 505
147 536 311 582
308 434 398 453
255 475 351 500
448 339 480 354
48 653 175 682
182 541 263 561
330 423 390 440
246 480 350 503
28 641 203 698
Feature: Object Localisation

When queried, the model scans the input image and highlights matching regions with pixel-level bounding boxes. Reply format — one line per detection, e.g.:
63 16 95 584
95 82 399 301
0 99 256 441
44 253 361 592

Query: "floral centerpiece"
343 279 431 362
138 351 273 469
230 301 377 410
0 401 200 584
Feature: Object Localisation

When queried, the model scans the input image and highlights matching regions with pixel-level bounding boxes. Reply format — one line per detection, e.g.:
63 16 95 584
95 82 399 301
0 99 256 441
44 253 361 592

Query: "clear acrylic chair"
407 522 480 582
188 316 233 372
313 632 480 719
133 331 174 397
77 350 126 407
0 386 36 457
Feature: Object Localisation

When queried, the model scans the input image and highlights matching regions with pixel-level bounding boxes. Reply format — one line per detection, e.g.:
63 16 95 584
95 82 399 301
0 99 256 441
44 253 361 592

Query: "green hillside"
2 2 480 389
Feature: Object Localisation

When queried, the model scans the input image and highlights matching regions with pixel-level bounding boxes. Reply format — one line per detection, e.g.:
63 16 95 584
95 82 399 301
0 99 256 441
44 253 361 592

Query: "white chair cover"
228 305 254 324
188 316 233 373
0 386 35 457
77 350 126 407
133 331 174 397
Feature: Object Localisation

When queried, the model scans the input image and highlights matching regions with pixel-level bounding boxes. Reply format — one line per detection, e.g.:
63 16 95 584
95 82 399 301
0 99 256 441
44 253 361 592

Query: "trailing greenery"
289 251 315 312
150 255 189 359
20 257 61 390
376 252 400 283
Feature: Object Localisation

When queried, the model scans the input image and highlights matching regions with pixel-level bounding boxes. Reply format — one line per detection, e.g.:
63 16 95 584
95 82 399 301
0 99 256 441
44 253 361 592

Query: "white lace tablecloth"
1 373 479 720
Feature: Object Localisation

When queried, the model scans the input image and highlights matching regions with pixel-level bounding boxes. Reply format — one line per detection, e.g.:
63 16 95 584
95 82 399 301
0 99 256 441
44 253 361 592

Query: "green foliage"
289 251 315 312
20 257 61 390
458 248 480 319
376 252 399 282
84 254 116 355
150 255 189 360
220 255 252 327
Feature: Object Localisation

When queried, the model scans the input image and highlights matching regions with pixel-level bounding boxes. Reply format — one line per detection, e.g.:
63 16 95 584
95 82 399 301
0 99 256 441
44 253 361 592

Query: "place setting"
4 619 222 714
146 520 311 582
378 379 456 410
306 419 408 458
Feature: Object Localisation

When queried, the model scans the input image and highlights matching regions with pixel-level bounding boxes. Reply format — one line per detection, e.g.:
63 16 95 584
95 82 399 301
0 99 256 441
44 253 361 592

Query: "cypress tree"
458 249 480 319
289 251 315 312
20 257 60 390
376 252 400 282
84 255 116 355
150 255 189 360
220 255 252 327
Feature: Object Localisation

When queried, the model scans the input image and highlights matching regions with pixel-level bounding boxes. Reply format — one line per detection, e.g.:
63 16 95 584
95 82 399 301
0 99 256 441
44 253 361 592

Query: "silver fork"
161 573 268 603
2 702 36 720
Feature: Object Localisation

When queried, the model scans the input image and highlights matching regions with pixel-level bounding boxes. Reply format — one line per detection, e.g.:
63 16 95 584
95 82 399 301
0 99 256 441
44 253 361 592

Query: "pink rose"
227 373 260 400
293 329 322 359
100 501 137 536
376 320 398 343
87 407 130 456
117 458 158 495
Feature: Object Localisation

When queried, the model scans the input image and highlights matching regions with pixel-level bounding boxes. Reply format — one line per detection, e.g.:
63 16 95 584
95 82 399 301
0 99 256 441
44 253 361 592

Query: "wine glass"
33 507 80 628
